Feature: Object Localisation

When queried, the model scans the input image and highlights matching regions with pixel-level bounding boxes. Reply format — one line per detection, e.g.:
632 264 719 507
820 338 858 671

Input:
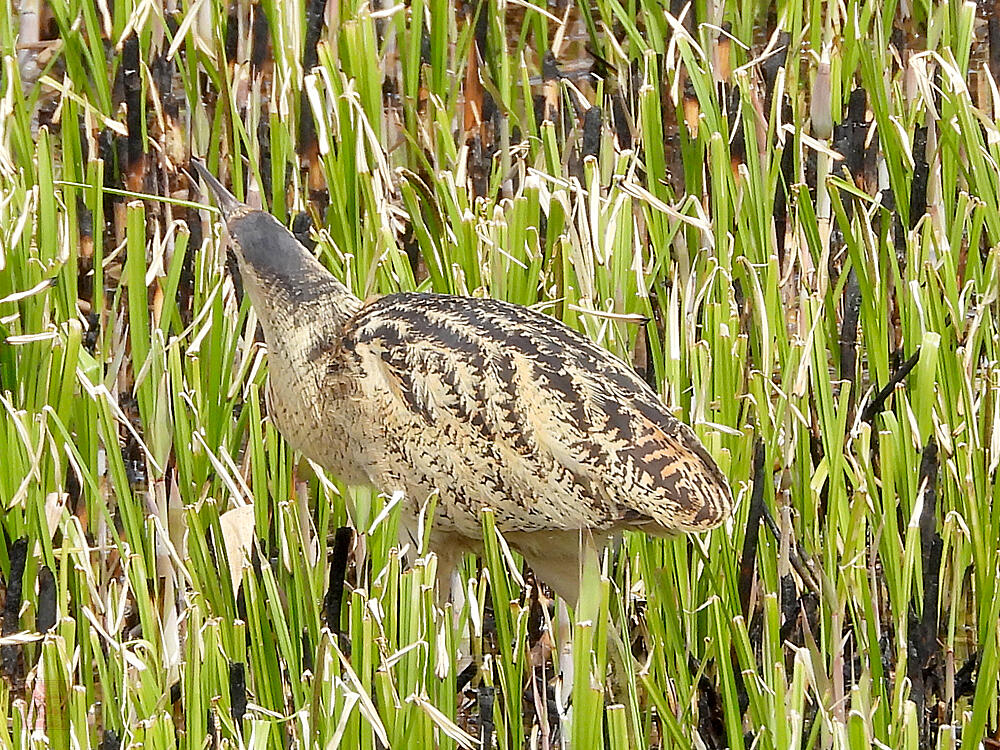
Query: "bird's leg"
604 613 635 706
429 536 478 688
433 546 460 610
428 532 475 617
515 529 607 724
553 598 574 717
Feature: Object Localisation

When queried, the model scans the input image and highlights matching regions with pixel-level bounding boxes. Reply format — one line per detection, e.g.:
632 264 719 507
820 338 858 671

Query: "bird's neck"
239 258 362 360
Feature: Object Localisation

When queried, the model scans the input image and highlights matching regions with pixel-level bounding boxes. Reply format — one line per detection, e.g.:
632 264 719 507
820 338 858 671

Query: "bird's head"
189 159 359 334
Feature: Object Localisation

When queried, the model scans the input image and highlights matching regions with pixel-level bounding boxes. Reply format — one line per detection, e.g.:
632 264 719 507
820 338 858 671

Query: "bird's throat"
227 210 362 335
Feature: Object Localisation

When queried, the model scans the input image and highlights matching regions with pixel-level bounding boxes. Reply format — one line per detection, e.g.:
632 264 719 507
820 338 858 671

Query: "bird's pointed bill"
190 159 244 218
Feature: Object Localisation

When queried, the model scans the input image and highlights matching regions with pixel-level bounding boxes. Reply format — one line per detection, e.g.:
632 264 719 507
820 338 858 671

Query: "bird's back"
327 292 731 539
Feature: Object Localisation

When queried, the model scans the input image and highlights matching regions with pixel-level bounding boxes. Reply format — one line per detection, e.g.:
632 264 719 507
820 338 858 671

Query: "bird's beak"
189 158 243 219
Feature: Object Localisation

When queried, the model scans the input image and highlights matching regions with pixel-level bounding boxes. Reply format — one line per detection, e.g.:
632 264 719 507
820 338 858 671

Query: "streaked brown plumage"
191 160 733 605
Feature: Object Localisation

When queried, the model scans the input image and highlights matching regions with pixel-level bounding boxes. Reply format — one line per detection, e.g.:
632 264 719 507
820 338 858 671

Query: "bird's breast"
264 346 369 485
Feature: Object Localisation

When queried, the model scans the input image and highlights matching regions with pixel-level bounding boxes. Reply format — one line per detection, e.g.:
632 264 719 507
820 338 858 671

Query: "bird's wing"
342 293 732 535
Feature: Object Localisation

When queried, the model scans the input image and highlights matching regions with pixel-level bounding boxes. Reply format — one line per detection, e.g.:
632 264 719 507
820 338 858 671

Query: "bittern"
190 159 732 607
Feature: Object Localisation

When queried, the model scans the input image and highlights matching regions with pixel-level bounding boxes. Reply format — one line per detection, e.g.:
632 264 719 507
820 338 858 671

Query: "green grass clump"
1 0 999 747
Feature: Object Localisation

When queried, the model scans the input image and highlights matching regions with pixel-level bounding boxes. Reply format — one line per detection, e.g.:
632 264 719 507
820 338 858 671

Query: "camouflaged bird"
191 160 733 605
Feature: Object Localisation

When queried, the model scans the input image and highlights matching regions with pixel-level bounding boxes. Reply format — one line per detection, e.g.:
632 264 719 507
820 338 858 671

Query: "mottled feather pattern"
335 293 732 536
191 161 733 604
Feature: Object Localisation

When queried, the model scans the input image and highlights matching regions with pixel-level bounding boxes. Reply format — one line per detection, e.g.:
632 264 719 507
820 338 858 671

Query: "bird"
189 158 733 608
